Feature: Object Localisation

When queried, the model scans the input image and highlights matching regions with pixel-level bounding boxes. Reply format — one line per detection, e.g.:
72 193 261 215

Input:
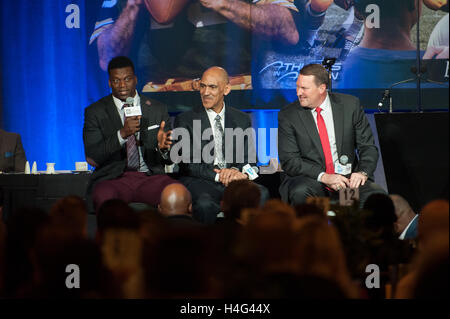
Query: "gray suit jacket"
173 105 256 182
0 129 27 172
83 94 171 192
278 92 378 181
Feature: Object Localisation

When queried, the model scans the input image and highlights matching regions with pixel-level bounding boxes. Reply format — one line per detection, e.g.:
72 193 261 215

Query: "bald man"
173 67 269 224
158 183 193 217
158 181 203 228
390 194 418 240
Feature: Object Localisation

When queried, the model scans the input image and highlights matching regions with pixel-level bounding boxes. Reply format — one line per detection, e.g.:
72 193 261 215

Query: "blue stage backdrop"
2 0 86 171
0 0 111 171
1 0 448 170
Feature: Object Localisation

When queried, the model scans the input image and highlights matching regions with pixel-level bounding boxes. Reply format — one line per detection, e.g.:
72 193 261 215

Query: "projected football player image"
89 0 339 92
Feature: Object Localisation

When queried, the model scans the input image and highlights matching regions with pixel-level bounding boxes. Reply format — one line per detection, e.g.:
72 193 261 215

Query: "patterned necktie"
316 107 334 174
214 115 226 169
126 133 140 171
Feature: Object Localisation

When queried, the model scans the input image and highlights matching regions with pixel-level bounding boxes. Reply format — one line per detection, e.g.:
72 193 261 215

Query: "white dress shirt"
113 92 150 173
311 94 338 182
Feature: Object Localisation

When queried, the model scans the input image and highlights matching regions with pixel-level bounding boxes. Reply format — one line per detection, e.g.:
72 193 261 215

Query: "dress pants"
92 171 180 210
280 175 386 207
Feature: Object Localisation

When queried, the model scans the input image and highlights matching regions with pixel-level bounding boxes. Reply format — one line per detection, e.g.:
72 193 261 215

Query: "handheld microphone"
125 96 134 107
123 97 142 117
123 97 142 143
242 164 259 180
335 155 352 176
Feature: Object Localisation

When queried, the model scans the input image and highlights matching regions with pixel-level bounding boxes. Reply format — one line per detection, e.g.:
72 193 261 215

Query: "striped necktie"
214 114 226 169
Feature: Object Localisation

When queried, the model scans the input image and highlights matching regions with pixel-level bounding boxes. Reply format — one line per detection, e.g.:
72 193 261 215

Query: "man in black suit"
83 56 178 210
0 129 26 173
173 66 269 224
278 63 385 206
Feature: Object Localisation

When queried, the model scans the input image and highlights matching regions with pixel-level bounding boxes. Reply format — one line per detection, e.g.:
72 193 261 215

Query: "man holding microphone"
83 56 178 210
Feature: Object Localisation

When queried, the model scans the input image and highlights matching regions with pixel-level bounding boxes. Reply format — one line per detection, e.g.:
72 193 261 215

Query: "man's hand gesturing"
157 121 173 150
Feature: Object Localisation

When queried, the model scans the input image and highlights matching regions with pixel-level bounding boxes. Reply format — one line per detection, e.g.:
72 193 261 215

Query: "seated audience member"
221 179 261 224
396 232 449 299
293 216 358 298
411 233 449 298
30 228 112 298
49 196 88 239
395 199 449 298
390 194 418 240
223 202 297 297
363 193 397 236
83 56 178 211
212 180 262 280
417 199 449 248
294 203 327 219
96 199 140 243
158 183 201 227
362 193 414 298
143 227 222 298
96 199 145 298
236 200 297 273
3 207 48 297
0 128 27 173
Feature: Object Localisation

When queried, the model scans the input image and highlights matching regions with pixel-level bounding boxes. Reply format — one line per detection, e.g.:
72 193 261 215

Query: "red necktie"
316 107 334 174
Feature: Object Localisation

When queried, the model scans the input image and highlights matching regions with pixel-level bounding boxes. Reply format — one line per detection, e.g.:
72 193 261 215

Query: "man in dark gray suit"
83 56 178 210
0 129 26 173
173 67 268 224
278 63 385 206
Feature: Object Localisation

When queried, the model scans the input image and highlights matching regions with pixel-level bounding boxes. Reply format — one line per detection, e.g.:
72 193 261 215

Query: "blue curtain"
0 0 102 171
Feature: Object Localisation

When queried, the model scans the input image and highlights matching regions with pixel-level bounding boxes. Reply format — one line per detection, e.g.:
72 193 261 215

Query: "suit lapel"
139 95 151 142
224 107 236 131
296 104 325 164
105 95 123 131
191 106 211 152
330 94 344 157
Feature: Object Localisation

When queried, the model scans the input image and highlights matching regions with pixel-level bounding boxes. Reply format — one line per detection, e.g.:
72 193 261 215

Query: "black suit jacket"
83 94 171 192
173 105 256 182
278 92 378 181
0 129 27 172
